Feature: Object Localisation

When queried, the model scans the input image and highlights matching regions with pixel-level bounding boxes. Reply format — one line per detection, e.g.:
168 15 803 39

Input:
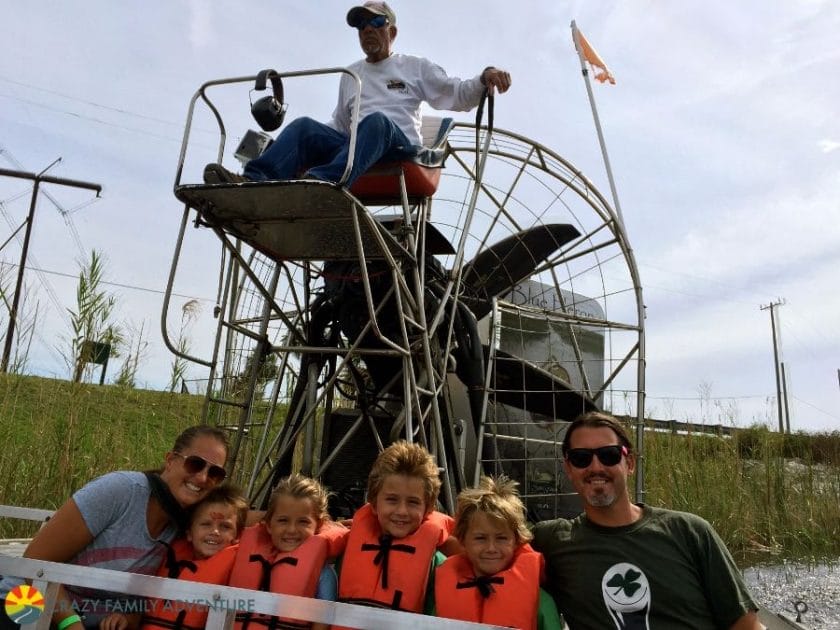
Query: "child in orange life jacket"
334 441 456 620
228 474 336 630
133 485 248 630
433 476 563 630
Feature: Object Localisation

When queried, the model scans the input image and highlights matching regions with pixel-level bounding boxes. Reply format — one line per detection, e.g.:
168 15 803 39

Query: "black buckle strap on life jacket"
161 542 197 579
238 555 299 630
456 575 504 598
235 612 310 630
360 534 416 589
251 554 299 592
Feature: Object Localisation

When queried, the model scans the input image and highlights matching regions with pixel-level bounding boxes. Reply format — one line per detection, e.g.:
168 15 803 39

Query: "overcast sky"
1 1 838 432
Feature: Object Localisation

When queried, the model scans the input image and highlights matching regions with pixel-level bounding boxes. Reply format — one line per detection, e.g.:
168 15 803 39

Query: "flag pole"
570 20 647 503
570 20 626 233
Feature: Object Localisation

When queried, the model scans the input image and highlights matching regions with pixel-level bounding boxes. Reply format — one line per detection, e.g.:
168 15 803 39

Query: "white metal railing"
0 504 53 557
0 556 505 630
0 505 54 523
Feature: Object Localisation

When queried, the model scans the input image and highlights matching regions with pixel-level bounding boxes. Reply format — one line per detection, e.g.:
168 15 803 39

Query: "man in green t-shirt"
532 411 763 629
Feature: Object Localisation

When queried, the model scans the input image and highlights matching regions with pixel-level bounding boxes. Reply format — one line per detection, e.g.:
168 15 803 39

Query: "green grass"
0 373 203 537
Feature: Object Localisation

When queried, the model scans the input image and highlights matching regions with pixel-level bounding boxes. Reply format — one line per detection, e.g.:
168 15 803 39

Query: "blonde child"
335 441 455 620
137 485 248 630
228 474 338 630
433 476 562 630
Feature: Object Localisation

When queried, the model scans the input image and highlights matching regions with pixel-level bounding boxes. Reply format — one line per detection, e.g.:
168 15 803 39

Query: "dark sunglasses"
174 452 227 483
355 14 389 29
566 445 628 469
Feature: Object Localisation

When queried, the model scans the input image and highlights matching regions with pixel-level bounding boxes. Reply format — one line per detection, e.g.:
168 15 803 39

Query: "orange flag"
575 28 616 85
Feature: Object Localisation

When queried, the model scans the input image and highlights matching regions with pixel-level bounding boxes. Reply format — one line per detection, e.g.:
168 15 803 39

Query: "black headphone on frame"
251 69 287 132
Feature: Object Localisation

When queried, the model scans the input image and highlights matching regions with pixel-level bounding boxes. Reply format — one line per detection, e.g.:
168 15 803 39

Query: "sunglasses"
355 15 389 29
565 445 628 469
173 452 227 483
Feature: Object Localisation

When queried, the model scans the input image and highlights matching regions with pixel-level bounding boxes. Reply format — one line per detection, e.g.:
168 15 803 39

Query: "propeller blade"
488 347 597 420
461 224 580 319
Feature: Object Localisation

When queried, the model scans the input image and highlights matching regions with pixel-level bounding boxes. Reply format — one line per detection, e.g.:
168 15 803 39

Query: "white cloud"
819 139 840 153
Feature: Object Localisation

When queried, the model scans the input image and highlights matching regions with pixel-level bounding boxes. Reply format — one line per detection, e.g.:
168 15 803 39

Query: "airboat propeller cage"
169 67 646 520
251 69 287 132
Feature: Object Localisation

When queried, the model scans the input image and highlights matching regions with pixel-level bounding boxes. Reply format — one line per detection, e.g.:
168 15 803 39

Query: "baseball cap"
346 1 396 28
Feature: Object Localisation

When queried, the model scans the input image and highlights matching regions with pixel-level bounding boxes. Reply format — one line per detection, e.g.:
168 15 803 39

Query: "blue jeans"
244 112 416 187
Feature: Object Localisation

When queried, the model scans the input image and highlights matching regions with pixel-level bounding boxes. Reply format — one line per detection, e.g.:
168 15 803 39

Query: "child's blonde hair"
265 473 331 525
366 441 441 512
193 484 249 535
454 476 532 545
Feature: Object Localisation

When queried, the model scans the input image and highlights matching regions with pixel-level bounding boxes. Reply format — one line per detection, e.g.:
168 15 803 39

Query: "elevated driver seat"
348 116 455 205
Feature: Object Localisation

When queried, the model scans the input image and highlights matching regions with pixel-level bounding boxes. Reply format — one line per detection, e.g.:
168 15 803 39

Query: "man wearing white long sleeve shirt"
204 1 511 187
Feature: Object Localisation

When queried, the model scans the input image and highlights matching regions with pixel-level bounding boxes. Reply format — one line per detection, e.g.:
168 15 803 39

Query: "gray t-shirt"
66 471 177 627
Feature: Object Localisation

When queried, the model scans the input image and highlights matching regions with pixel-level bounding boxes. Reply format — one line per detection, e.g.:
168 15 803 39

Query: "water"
744 560 840 629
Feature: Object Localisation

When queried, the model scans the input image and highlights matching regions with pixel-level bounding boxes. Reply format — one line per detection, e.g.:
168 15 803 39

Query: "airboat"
1 67 804 629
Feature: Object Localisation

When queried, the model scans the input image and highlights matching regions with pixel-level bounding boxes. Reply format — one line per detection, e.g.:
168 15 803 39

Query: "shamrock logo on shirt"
606 567 643 598
601 562 651 625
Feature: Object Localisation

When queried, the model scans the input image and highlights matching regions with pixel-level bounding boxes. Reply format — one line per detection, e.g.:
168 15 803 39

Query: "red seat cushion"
350 162 442 199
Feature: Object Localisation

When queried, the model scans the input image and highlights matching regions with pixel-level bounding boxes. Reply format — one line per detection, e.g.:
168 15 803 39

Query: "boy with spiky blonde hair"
334 441 455 621
434 476 562 630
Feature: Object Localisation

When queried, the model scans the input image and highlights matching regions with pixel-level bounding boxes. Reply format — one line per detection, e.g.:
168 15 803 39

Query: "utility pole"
760 299 786 433
780 362 791 433
0 165 101 373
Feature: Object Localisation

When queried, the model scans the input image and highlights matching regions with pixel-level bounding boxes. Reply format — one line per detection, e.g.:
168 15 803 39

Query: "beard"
582 474 619 507
584 488 617 507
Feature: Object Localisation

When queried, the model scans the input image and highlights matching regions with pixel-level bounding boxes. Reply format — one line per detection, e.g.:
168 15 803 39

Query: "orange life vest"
316 519 350 558
337 503 445 614
424 509 455 536
141 539 237 630
434 548 543 630
228 524 329 630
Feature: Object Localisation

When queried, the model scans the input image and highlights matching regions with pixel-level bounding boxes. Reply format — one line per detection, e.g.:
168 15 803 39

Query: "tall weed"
643 425 840 562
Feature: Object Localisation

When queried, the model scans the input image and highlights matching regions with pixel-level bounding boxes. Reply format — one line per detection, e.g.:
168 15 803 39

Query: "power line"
642 260 837 360
646 394 769 401
639 261 773 304
777 307 836 356
647 392 838 423
0 202 67 321
0 92 189 146
0 73 221 149
0 188 34 206
0 75 196 130
3 261 214 303
790 395 840 421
